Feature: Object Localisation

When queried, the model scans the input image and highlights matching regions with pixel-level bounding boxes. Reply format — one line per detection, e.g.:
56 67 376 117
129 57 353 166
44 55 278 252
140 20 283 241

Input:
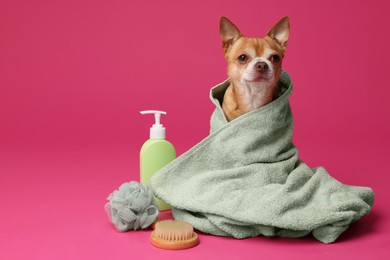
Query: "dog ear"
220 17 242 53
267 16 290 47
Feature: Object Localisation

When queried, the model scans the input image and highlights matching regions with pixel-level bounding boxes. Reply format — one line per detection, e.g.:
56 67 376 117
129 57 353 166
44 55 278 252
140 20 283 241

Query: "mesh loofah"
105 181 159 232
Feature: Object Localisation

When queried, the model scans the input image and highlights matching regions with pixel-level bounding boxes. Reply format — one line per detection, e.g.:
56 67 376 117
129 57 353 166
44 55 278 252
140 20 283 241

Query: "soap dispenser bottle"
140 110 176 211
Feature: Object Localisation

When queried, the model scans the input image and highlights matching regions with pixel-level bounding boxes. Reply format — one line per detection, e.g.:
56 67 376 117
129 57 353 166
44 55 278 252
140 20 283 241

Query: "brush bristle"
154 220 194 240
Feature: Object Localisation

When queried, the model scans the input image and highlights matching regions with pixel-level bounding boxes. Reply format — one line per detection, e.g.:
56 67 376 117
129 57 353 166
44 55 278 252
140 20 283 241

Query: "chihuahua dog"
220 16 290 121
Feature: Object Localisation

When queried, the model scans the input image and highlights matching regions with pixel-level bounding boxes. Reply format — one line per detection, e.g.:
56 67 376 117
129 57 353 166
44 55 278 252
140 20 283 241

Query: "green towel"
151 71 374 243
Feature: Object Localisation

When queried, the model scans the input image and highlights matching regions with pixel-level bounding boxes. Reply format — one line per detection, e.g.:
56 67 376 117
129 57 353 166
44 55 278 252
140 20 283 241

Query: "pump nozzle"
140 110 167 139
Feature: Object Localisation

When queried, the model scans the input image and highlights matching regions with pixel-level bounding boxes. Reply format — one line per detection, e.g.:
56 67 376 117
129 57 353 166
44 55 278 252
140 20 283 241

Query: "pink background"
1 0 389 259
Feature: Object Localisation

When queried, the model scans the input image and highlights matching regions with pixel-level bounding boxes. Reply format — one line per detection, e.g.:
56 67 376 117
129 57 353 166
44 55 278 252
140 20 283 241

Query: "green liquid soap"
140 110 176 211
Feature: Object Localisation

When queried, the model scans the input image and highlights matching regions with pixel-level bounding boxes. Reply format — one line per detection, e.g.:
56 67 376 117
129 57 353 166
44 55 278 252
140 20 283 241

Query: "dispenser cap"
140 110 167 139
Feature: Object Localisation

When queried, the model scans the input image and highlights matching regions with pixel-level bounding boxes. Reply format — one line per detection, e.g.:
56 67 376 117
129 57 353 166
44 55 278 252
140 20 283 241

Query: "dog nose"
255 61 268 72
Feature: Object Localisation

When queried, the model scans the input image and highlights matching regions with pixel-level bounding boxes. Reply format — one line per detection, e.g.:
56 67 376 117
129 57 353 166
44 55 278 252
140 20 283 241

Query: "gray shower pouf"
105 181 159 232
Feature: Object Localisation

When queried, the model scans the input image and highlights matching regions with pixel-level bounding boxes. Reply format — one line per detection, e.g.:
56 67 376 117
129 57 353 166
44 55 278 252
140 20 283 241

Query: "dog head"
220 17 290 91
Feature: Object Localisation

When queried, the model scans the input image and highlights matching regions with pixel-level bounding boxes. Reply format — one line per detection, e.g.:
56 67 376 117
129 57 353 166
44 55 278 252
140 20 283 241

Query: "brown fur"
220 17 290 121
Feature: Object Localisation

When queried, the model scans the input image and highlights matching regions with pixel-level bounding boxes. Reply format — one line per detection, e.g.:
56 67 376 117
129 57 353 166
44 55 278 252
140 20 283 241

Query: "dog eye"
270 54 280 62
237 54 248 63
